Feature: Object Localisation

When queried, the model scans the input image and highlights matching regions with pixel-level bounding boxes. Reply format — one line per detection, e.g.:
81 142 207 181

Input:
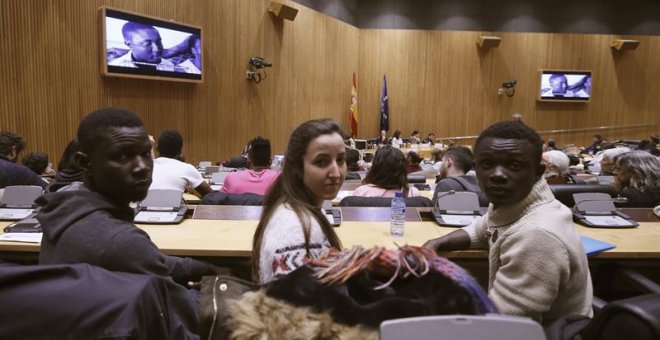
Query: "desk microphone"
434 190 456 207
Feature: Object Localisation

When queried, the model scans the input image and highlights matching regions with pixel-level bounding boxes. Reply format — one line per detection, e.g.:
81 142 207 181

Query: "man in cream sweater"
424 121 593 325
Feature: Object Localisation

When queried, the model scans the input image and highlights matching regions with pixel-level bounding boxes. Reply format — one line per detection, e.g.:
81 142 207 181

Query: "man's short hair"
443 146 474 173
157 130 183 159
549 74 567 83
542 150 570 173
77 108 144 154
22 152 49 175
346 148 360 169
122 22 157 41
475 121 543 163
248 137 271 167
602 147 631 162
0 131 26 156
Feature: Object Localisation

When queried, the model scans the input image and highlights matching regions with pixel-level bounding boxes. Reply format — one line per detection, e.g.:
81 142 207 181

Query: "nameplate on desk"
0 232 42 244
0 208 35 220
135 211 179 223
439 214 481 226
584 215 635 227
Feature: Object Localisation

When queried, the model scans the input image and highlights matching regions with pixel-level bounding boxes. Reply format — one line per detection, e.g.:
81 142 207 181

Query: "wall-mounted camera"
246 56 272 84
498 79 516 97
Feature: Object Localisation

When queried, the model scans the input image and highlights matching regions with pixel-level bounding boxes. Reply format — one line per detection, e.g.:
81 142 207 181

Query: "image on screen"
539 71 591 101
102 7 202 82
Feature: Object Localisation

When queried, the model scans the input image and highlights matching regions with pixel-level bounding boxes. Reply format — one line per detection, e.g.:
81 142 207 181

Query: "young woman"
353 145 420 198
252 119 346 284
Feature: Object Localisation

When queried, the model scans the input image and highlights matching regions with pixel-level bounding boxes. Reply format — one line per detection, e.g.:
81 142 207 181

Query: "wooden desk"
2 219 659 260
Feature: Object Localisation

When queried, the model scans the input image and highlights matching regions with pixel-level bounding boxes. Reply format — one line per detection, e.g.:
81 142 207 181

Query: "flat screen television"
538 70 591 102
100 7 202 83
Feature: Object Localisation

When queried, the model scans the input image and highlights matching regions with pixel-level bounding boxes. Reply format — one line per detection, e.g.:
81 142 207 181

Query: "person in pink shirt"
221 137 280 196
353 146 420 198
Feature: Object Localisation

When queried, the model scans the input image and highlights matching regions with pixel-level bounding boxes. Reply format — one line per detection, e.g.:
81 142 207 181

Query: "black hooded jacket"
37 184 213 283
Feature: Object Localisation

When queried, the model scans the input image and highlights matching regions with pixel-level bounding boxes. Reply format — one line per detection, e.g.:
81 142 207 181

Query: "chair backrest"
549 184 617 207
339 196 433 207
580 294 660 340
0 185 43 207
573 192 616 213
380 315 546 340
407 173 427 183
140 189 182 209
200 192 264 206
198 161 212 169
211 172 231 185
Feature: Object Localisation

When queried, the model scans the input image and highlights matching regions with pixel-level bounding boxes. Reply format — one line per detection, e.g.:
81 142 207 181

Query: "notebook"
581 235 616 256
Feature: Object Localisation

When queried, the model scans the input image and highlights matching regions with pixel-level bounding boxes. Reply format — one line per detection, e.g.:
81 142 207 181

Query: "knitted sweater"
463 179 593 324
258 203 332 284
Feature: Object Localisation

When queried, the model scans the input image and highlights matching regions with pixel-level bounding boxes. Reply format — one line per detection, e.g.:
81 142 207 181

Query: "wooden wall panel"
358 30 660 148
0 0 359 166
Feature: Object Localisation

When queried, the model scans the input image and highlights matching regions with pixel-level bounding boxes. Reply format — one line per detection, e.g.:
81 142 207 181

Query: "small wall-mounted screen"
100 7 202 82
539 70 591 102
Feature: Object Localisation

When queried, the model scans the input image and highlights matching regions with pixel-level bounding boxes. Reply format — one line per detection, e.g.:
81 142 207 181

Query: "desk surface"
2 218 659 259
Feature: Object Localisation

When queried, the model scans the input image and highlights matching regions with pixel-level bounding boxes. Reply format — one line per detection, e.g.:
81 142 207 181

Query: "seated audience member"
512 113 524 123
345 148 362 180
0 131 47 189
544 139 557 151
221 137 279 196
22 152 53 184
424 121 593 324
409 130 421 144
598 147 631 176
405 150 423 174
542 150 575 184
432 146 488 206
37 108 219 284
613 150 660 208
353 146 420 198
48 139 83 192
375 130 388 146
431 148 444 176
151 130 212 198
582 134 603 155
252 119 345 284
422 133 436 145
220 140 252 168
390 130 404 148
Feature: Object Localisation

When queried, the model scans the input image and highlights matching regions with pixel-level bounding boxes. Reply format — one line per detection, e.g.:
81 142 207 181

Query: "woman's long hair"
251 119 344 281
615 150 660 192
362 146 411 197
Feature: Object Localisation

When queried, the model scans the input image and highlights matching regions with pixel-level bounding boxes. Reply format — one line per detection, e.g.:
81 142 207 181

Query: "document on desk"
584 215 635 227
440 214 481 226
134 211 179 223
0 208 34 220
0 232 42 243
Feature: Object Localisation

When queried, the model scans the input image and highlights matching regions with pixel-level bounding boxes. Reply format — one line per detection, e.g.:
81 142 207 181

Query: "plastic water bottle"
390 191 406 237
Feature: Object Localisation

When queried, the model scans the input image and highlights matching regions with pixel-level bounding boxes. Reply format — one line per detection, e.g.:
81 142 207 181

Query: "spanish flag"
349 73 358 138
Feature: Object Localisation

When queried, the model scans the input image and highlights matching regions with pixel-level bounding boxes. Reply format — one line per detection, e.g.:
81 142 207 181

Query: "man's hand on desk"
422 229 471 253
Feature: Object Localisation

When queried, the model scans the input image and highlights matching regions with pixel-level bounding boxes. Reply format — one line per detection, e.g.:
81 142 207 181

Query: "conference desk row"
1 207 658 261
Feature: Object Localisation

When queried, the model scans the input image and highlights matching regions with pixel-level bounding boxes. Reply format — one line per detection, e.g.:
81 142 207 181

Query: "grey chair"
380 315 546 340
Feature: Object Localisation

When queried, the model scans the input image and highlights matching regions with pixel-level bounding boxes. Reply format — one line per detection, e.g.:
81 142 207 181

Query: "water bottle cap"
395 191 403 198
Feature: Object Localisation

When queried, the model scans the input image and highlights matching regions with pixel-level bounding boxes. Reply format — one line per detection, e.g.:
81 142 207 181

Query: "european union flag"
380 75 389 132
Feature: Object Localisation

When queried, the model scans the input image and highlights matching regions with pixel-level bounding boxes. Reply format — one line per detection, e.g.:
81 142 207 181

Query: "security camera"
502 79 517 89
250 57 272 69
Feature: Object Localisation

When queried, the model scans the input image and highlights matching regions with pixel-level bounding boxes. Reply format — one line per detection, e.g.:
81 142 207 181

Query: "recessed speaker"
610 39 640 51
476 36 501 48
268 1 298 21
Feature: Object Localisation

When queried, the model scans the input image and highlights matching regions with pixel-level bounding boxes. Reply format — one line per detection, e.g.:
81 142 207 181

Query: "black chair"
339 196 433 207
407 173 427 183
201 192 264 206
549 184 617 207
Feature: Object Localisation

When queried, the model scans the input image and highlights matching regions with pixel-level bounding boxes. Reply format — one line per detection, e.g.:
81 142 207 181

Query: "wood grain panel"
358 30 660 148
0 0 359 166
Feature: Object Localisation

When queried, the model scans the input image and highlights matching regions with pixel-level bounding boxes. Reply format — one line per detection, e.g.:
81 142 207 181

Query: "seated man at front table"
221 137 279 196
424 121 593 325
108 22 175 71
150 129 212 198
0 131 48 189
432 146 488 206
37 108 218 284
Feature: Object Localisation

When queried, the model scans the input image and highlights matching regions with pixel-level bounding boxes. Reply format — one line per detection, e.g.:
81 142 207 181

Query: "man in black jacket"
38 108 218 284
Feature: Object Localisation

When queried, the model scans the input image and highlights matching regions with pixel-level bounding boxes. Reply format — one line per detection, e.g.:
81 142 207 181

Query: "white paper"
440 214 481 226
0 232 42 243
584 215 635 227
210 185 222 191
134 211 179 223
0 208 34 220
